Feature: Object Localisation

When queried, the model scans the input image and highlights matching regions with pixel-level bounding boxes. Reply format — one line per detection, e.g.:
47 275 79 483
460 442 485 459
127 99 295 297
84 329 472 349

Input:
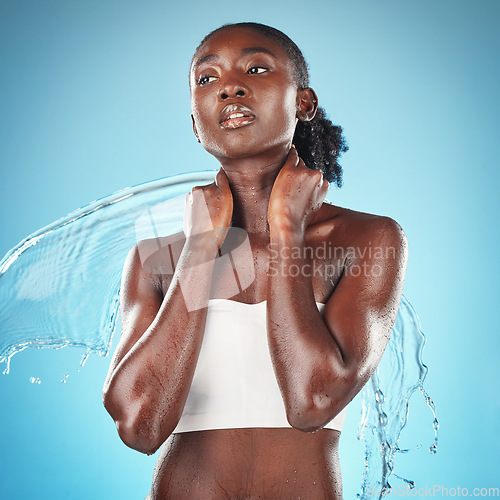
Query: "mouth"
219 104 255 129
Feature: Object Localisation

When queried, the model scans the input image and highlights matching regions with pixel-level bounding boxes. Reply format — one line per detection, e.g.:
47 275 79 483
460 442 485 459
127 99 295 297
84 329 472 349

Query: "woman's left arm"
267 149 408 432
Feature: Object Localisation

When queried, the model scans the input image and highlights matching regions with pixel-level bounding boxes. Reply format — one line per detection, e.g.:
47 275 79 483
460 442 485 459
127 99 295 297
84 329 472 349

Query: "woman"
102 22 407 499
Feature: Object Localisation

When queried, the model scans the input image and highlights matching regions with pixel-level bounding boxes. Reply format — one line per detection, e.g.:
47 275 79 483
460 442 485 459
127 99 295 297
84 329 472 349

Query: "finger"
319 177 330 202
297 156 309 170
192 189 214 232
214 167 233 198
310 179 329 215
194 179 217 192
283 146 299 170
215 167 231 192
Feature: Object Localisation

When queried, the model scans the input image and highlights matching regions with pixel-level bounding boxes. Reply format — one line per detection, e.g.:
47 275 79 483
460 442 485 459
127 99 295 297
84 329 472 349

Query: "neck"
217 147 288 233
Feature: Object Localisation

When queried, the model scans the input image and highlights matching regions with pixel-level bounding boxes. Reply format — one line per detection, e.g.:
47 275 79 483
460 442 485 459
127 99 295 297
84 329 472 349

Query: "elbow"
286 413 324 433
102 386 176 455
285 353 377 433
286 397 341 433
285 375 358 433
114 414 164 455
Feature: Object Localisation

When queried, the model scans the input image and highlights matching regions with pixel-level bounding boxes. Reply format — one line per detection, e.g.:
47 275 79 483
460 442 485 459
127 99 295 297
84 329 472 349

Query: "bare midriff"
149 427 342 499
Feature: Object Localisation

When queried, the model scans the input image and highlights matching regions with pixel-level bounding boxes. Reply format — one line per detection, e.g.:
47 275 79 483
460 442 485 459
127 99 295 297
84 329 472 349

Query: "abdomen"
149 428 342 499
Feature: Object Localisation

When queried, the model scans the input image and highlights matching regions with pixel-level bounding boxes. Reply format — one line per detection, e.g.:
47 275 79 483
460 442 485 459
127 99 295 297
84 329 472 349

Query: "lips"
219 104 255 129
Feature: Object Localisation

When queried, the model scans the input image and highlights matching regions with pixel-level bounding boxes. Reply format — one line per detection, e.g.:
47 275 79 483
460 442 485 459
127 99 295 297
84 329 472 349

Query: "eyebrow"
193 46 278 71
241 46 278 59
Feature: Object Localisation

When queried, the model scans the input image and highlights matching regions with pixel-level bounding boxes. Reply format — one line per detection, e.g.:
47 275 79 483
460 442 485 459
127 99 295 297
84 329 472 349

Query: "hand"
183 168 233 246
268 147 329 236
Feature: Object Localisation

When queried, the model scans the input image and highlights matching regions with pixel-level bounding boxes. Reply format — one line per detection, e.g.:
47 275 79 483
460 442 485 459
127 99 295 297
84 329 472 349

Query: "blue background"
1 0 498 498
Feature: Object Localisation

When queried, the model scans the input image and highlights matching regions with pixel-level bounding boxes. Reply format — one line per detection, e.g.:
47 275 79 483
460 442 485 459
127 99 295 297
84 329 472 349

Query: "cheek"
191 103 213 140
190 104 222 154
270 87 299 132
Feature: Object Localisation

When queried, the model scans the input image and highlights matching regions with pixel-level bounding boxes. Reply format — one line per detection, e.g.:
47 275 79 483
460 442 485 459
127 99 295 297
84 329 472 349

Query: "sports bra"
172 299 348 433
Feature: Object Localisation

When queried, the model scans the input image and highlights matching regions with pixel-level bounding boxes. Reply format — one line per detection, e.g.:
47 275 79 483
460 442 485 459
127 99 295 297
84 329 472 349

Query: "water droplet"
80 351 90 367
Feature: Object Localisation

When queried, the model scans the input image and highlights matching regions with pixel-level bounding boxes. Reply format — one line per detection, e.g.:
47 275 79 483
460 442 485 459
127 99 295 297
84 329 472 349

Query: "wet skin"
103 26 408 499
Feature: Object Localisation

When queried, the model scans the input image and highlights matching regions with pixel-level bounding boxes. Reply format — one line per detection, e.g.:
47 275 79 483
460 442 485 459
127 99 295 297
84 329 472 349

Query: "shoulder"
132 231 186 275
134 231 186 256
312 203 408 259
121 232 185 297
121 232 185 302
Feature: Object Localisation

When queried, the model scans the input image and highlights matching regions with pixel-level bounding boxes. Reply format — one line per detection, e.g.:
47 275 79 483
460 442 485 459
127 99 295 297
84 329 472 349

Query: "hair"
192 22 348 187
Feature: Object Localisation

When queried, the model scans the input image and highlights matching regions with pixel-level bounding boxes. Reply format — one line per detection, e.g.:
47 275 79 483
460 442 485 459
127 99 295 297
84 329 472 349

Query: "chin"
203 136 290 161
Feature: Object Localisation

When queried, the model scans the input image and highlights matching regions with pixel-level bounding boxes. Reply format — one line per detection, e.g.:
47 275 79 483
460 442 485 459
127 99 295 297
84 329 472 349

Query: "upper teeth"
228 113 245 119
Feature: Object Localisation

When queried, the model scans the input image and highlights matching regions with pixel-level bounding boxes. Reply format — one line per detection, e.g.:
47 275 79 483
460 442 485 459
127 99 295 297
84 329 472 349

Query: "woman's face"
190 26 301 161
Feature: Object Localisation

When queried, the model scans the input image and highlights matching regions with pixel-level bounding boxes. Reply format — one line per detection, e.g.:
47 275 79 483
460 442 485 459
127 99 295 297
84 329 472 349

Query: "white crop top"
173 299 348 433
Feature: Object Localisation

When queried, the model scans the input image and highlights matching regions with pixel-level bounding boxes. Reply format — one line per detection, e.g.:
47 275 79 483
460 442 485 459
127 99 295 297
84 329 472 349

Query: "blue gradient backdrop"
1 0 498 498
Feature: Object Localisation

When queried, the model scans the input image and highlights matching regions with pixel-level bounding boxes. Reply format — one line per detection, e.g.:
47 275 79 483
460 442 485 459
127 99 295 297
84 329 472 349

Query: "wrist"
183 231 220 261
269 221 305 247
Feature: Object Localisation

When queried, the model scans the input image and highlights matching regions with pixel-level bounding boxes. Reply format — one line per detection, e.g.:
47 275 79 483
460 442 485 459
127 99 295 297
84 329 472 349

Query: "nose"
218 75 247 100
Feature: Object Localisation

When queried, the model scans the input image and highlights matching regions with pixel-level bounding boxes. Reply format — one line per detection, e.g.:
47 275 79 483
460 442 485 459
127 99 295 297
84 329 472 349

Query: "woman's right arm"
102 170 232 455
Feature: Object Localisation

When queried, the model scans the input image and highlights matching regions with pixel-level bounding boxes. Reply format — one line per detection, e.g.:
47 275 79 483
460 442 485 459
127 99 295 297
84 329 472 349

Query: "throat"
231 190 271 233
218 148 289 233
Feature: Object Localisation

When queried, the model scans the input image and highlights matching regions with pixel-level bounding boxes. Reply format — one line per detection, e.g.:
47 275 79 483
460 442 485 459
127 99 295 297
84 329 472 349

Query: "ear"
296 88 318 122
191 114 201 143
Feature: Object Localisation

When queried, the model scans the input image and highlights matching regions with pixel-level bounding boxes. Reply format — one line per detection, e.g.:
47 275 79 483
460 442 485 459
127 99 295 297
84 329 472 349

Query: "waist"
152 428 342 499
173 407 347 433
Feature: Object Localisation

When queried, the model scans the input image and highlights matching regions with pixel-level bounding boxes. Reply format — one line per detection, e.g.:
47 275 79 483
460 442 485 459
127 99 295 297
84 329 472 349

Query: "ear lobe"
296 88 318 122
191 114 201 143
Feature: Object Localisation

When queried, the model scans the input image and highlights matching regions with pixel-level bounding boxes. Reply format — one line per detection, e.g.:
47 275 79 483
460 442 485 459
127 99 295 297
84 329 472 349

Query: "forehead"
191 26 292 72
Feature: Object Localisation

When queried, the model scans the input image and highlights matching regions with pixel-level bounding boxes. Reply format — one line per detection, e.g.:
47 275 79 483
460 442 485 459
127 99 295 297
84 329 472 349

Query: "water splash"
357 296 439 498
0 171 215 375
0 171 437 493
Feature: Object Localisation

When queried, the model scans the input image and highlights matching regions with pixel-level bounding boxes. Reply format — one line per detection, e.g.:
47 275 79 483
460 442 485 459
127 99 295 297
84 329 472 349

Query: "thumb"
319 178 330 203
282 145 299 170
215 167 231 192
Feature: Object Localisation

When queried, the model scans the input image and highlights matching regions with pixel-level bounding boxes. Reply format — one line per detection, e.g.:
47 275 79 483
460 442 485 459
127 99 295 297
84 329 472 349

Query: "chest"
210 230 344 304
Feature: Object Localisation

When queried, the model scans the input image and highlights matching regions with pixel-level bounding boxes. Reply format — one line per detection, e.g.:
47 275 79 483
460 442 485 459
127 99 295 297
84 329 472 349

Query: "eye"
197 74 218 85
247 66 268 75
